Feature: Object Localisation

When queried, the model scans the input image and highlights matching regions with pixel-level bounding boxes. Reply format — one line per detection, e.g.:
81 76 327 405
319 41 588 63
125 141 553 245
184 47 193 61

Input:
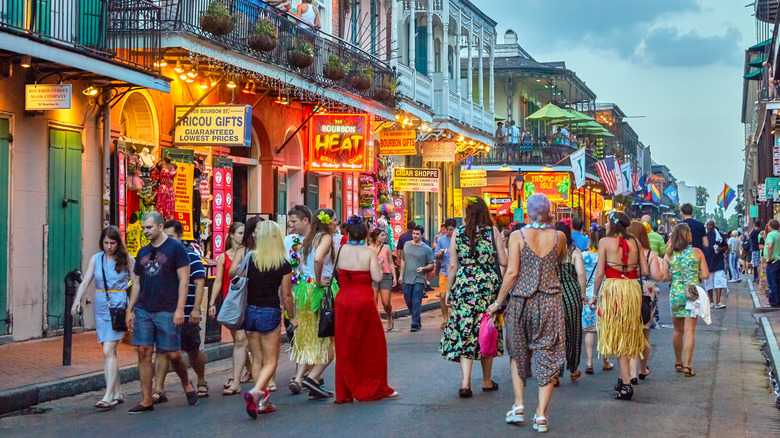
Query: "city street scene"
0 0 779 436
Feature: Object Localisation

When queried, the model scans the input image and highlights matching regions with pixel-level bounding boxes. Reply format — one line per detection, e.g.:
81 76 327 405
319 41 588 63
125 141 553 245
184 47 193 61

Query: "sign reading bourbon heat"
309 114 368 172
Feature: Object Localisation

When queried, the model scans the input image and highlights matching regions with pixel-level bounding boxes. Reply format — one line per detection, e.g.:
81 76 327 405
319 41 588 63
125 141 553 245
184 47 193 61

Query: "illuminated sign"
174 105 251 147
309 114 368 171
483 192 511 210
522 172 571 203
379 130 416 155
25 84 72 110
393 168 440 192
460 169 487 188
422 141 456 162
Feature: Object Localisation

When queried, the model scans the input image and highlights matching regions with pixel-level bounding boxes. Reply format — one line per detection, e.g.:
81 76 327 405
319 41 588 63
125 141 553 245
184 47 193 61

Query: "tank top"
299 4 316 27
511 229 561 297
301 232 335 279
221 252 233 299
94 252 130 291
375 244 393 274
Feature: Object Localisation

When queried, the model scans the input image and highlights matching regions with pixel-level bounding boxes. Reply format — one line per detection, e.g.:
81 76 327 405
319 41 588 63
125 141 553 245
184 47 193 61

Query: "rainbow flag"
717 184 736 209
650 183 661 205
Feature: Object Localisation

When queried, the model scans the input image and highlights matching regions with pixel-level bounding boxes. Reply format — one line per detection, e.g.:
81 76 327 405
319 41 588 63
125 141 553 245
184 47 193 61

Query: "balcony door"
415 19 427 75
0 118 9 334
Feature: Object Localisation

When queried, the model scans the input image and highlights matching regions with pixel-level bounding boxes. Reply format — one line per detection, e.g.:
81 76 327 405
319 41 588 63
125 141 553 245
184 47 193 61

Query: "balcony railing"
397 63 433 108
0 0 161 73
481 142 598 171
162 0 394 103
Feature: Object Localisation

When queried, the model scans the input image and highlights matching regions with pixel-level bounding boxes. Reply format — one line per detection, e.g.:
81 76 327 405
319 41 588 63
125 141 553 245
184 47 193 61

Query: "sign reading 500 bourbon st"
309 114 369 172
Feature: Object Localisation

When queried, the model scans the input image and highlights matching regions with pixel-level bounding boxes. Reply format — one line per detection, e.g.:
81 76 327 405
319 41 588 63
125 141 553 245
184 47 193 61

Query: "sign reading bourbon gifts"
309 114 369 172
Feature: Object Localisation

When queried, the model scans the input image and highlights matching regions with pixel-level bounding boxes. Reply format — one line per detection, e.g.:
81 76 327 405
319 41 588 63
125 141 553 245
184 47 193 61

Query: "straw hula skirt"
290 281 332 365
596 278 648 358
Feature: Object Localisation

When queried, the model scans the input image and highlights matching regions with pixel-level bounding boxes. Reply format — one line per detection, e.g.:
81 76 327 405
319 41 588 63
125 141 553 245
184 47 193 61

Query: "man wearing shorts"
703 221 728 309
750 221 763 283
153 220 208 401
435 219 457 329
126 212 197 413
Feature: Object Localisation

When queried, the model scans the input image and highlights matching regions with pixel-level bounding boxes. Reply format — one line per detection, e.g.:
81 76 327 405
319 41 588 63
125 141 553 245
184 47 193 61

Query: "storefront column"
426 11 434 79
478 28 484 107
409 0 416 72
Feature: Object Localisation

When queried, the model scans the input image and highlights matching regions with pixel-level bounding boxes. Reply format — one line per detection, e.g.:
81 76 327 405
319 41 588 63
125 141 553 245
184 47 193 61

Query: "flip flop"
223 378 234 389
602 362 614 371
95 400 118 410
222 387 241 396
585 365 594 375
240 372 252 384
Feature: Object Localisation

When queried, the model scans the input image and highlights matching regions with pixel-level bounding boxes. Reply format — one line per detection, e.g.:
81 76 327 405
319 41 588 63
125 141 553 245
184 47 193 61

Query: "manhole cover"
659 324 727 331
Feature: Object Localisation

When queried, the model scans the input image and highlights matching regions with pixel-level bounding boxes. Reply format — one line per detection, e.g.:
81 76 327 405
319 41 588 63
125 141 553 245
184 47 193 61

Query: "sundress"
558 246 583 374
581 250 598 331
441 225 503 361
504 229 565 387
669 247 700 318
156 167 177 220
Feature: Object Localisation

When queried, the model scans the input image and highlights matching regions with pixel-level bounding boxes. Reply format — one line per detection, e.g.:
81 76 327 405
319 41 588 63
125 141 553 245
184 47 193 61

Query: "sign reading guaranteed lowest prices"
174 105 251 147
393 168 440 192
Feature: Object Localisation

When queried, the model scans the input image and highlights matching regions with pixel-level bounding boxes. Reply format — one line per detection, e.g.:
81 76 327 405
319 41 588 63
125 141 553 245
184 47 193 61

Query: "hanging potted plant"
349 65 374 91
324 53 350 81
286 37 314 68
374 75 398 103
248 18 278 52
200 2 237 36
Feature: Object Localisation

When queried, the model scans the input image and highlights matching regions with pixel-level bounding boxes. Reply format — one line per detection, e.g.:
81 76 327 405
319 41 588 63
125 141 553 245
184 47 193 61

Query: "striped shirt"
184 247 206 321
647 231 666 256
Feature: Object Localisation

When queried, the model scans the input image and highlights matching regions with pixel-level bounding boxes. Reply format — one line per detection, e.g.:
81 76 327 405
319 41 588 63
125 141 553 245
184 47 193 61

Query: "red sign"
522 172 571 203
213 168 225 189
213 232 225 253
309 114 368 171
483 192 512 210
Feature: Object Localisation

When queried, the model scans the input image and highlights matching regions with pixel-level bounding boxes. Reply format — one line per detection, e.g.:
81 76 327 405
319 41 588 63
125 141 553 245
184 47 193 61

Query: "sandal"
683 366 696 377
505 404 524 424
458 388 472 398
533 414 549 433
570 370 582 382
288 379 302 395
151 390 168 404
267 383 278 392
482 381 499 392
95 400 118 410
675 362 684 373
223 378 234 389
639 367 650 380
585 365 594 375
552 377 560 388
197 383 209 398
240 372 252 384
602 362 614 371
386 319 394 332
222 387 241 396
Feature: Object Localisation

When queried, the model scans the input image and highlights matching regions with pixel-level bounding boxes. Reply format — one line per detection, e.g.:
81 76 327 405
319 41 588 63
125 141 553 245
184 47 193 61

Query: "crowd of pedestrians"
71 198 745 432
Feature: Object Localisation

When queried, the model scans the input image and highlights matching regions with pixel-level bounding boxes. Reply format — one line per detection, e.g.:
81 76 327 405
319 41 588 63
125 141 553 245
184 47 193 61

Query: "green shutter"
79 0 104 48
33 0 51 35
415 20 427 75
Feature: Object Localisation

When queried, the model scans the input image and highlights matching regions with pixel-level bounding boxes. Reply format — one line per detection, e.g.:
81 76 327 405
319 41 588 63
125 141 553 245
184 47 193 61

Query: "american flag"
632 173 641 192
595 156 618 194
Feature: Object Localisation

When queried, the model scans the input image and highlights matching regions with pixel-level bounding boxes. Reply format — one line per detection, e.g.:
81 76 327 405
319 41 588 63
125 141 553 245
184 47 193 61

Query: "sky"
475 0 755 214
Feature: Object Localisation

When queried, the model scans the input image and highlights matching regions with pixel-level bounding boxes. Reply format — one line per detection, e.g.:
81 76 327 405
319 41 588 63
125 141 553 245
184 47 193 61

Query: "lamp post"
512 170 524 222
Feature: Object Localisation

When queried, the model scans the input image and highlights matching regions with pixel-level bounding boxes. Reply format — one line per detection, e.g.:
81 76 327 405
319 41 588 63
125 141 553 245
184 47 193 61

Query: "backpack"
741 237 751 252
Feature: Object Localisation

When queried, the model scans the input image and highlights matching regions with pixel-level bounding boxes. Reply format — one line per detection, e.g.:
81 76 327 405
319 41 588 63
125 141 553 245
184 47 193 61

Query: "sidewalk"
747 279 780 403
0 286 442 415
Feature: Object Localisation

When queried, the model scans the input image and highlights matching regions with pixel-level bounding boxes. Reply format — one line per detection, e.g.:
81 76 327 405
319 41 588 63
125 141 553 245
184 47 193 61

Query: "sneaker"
244 391 259 419
709 303 715 308
308 389 330 400
715 303 726 309
257 401 276 414
128 403 154 415
410 325 421 332
302 376 332 398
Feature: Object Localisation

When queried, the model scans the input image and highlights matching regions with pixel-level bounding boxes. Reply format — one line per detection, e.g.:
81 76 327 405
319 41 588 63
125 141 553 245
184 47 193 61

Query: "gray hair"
143 211 164 225
526 194 551 223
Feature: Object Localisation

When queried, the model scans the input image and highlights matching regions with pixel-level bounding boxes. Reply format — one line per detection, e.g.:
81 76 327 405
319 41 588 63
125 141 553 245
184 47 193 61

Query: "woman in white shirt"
727 231 741 282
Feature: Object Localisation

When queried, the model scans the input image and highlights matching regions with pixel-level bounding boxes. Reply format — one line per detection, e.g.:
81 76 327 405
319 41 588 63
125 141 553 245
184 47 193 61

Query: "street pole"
63 270 82 366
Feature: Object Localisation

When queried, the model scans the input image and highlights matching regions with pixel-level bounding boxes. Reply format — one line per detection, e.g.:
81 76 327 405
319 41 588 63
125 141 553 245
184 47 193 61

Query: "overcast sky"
476 0 754 213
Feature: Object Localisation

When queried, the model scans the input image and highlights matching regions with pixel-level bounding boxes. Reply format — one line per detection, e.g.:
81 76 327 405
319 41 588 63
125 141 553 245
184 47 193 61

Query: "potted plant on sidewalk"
324 53 350 81
200 1 237 36
286 37 314 68
349 65 374 91
248 18 278 52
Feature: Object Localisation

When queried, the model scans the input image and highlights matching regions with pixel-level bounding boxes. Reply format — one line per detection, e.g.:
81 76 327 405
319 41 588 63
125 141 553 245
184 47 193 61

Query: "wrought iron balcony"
481 142 598 172
0 0 162 73
161 0 396 104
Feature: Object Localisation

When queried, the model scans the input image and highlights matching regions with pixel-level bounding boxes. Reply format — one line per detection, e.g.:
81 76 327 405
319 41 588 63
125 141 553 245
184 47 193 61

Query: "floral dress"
441 225 503 361
669 248 700 318
581 250 598 331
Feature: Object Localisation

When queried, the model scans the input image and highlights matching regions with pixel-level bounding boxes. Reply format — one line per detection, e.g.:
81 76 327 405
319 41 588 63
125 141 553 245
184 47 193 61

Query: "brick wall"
331 0 340 38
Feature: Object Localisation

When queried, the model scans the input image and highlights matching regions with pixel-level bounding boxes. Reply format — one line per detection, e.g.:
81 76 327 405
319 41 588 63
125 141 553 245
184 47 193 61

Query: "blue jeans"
767 261 780 307
728 253 740 281
403 283 425 327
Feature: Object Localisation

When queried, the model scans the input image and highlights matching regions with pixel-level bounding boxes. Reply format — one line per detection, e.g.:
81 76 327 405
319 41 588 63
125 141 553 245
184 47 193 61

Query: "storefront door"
0 118 9 334
47 128 82 331
277 170 287 215
233 165 248 224
334 176 342 218
306 173 319 213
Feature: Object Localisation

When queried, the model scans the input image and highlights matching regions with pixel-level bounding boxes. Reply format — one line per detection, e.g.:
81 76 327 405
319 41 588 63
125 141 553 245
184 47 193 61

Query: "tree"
692 206 706 222
727 213 741 231
712 208 728 230
696 186 709 208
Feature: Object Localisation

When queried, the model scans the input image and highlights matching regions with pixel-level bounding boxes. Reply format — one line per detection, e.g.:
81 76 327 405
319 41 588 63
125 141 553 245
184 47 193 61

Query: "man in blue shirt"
570 217 589 251
155 220 208 402
435 219 457 329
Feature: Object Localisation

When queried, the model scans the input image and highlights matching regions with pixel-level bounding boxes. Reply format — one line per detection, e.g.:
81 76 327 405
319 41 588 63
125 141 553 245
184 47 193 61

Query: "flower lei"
523 222 553 230
317 210 332 225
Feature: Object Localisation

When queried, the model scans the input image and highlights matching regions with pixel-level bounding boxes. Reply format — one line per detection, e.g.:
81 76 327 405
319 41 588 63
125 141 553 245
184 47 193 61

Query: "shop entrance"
0 118 9 335
306 173 319 213
233 164 248 224
334 176 342 218
47 128 83 331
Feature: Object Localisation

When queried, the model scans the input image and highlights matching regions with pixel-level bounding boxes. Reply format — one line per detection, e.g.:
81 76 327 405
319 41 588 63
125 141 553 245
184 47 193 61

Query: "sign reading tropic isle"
309 114 368 171
25 84 72 110
393 168 440 192
174 105 251 147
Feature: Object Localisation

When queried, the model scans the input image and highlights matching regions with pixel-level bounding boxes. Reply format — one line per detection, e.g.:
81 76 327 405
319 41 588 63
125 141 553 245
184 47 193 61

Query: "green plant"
327 53 351 71
356 65 374 82
254 18 276 37
205 2 234 21
291 37 314 56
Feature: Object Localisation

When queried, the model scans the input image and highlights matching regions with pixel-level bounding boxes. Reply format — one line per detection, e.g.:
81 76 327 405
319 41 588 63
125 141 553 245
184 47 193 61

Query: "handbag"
684 284 699 302
639 249 655 326
217 250 253 330
478 313 498 357
101 254 128 332
318 246 343 338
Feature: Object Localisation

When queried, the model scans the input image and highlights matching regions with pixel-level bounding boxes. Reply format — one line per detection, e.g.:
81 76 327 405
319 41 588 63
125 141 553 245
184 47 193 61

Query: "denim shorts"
132 308 181 352
242 306 282 334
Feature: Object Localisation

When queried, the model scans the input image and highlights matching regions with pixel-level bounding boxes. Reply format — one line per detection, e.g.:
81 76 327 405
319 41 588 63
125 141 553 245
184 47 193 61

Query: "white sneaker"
716 303 726 309
709 303 715 308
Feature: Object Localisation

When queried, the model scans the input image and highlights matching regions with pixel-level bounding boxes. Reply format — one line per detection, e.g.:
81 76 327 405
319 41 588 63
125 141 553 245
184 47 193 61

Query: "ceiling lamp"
158 58 167 67
499 163 511 171
20 55 31 68
457 135 464 142
242 81 256 94
185 76 194 83
187 68 198 78
227 76 237 88
200 79 208 89
82 85 98 96
173 60 183 73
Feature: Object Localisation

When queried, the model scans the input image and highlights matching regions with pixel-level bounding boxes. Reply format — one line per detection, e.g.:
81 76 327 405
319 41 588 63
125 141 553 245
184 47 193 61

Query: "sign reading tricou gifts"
309 114 368 171
393 168 440 192
25 84 72 110
379 130 416 155
174 105 251 147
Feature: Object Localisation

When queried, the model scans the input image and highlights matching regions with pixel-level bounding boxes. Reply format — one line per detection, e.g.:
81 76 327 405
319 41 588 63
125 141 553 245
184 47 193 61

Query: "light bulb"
159 59 167 67
227 80 237 88
185 77 194 83
20 55 31 68
179 73 187 80
187 69 197 78
200 81 208 89
173 60 183 73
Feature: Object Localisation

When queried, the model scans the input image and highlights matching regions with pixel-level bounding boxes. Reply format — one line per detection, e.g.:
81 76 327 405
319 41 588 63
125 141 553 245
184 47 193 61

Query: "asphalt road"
1 282 778 437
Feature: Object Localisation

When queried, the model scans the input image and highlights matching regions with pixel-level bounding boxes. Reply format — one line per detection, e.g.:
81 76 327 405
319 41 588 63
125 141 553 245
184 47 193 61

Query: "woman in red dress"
333 216 398 403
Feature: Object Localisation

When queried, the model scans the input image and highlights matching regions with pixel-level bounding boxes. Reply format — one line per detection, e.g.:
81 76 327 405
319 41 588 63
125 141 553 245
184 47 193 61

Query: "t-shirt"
750 229 761 252
184 246 206 321
437 234 452 275
728 237 740 253
247 258 292 308
397 230 429 252
704 231 725 272
509 126 520 143
402 241 434 284
683 218 707 250
561 127 570 145
571 231 589 252
765 230 780 262
133 237 190 313
647 231 666 256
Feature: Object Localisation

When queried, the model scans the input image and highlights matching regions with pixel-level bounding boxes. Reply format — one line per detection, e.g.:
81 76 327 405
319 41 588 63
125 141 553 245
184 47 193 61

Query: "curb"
748 278 780 313
759 316 780 389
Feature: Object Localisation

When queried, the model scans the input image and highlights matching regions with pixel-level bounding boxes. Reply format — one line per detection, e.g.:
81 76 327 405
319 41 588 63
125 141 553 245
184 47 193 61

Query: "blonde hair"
252 220 288 272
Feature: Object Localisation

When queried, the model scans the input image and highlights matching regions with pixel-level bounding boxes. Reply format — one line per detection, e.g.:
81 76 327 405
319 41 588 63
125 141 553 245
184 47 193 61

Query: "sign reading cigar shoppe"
392 168 440 192
309 114 368 171
174 105 251 147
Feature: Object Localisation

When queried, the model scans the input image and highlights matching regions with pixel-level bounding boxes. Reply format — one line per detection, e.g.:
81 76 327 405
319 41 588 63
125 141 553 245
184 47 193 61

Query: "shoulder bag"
217 250 253 330
637 247 655 326
318 246 343 338
102 254 129 332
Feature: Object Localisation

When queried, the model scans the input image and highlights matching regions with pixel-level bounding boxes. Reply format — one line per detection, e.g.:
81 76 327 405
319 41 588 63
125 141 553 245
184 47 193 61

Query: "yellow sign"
523 172 571 203
603 199 613 211
379 130 417 155
173 162 195 240
174 105 251 147
422 141 456 162
393 168 440 192
453 189 463 218
460 169 487 188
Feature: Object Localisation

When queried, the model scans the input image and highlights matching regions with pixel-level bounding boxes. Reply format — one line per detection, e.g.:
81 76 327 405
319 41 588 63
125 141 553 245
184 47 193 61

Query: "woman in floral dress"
662 223 709 378
441 197 507 398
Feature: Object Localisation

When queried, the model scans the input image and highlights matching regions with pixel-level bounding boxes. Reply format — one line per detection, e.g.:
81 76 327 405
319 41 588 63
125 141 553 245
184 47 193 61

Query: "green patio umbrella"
549 109 595 125
526 103 576 121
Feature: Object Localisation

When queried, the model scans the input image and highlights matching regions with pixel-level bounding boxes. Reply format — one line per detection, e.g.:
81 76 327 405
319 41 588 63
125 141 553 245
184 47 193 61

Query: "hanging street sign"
25 84 72 110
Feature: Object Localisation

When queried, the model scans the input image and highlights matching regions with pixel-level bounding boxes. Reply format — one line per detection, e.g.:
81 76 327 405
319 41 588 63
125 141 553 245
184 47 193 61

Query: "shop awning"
748 38 772 53
744 68 765 80
749 56 767 67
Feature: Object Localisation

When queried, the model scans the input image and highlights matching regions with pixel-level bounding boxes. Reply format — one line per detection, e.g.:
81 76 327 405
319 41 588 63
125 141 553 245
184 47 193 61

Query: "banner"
453 189 463 218
309 114 368 171
664 185 679 204
775 137 780 176
392 168 440 192
422 141 456 162
717 183 737 209
172 162 195 240
379 130 417 155
766 178 779 200
460 169 487 188
174 105 251 147
750 205 759 217
570 148 586 189
619 162 632 195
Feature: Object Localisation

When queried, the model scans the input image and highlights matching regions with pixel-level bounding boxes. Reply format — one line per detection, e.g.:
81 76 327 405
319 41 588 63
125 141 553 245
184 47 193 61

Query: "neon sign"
309 114 368 172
